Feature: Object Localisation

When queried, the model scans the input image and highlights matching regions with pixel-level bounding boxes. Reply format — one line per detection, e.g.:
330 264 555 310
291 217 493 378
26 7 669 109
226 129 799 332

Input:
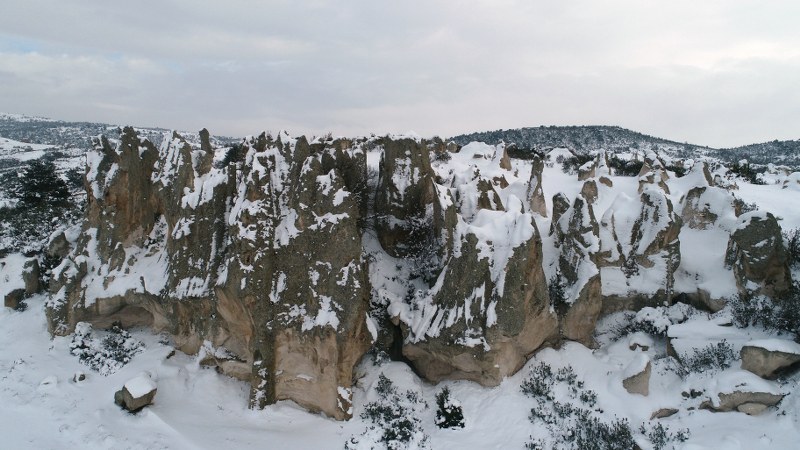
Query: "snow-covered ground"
2 294 799 449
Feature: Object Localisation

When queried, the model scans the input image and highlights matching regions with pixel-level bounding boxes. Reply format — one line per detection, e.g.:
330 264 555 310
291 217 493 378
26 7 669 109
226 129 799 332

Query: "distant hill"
449 125 800 169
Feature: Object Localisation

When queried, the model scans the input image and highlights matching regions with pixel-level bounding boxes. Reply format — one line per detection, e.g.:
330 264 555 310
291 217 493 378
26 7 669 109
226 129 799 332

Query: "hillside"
450 126 800 169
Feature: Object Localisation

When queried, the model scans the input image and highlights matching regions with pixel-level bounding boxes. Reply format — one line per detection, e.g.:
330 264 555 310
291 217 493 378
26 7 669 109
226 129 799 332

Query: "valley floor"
1 294 799 449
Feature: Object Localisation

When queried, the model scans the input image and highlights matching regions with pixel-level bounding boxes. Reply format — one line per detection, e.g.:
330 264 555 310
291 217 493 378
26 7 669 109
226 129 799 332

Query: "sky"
1 1 798 148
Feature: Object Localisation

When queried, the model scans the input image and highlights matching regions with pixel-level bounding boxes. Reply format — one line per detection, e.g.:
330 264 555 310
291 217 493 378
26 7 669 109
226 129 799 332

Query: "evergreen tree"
14 159 70 207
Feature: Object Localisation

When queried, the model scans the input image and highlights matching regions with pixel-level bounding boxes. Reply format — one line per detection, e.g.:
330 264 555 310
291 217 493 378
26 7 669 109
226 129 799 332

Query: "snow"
124 373 157 398
623 354 650 379
0 253 28 299
744 339 800 355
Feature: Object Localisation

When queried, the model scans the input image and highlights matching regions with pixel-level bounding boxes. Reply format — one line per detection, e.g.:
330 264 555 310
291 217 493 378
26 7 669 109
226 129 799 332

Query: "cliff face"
47 128 371 419
45 128 791 421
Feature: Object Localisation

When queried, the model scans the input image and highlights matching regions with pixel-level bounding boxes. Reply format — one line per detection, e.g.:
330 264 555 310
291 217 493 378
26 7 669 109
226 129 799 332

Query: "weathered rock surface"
527 154 547 216
622 355 651 396
551 194 602 346
598 188 682 313
700 391 784 414
725 211 792 297
4 288 26 310
47 128 371 420
740 341 800 379
388 142 558 386
115 374 157 412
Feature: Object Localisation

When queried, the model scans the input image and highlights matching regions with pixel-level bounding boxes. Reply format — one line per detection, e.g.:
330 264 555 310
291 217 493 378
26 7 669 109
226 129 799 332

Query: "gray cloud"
0 1 798 147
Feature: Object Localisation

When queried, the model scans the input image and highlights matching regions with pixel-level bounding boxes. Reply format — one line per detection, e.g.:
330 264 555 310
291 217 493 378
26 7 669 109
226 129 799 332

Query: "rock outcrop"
47 128 371 420
725 211 792 297
551 193 602 346
741 341 800 379
527 154 547 216
598 188 682 313
384 142 558 386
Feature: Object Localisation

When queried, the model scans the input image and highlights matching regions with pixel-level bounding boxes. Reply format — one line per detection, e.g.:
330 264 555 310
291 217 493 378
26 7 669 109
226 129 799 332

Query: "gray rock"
725 212 792 297
22 258 40 295
4 288 26 311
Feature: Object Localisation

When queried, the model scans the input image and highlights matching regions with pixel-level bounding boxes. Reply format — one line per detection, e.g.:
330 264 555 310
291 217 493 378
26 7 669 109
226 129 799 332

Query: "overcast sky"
1 1 798 147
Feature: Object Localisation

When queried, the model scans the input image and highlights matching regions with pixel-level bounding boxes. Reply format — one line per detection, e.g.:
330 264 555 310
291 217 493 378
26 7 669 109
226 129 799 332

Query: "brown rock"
650 408 679 419
622 357 651 396
741 344 800 379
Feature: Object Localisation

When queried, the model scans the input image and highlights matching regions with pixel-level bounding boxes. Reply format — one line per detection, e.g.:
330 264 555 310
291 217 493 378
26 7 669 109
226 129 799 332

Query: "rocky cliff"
45 128 793 420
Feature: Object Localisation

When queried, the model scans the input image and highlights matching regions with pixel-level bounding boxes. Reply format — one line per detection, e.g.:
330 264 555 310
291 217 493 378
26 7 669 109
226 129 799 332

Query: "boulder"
115 374 157 412
4 288 26 310
22 258 40 295
725 211 792 297
740 340 800 379
700 391 784 414
650 408 678 420
622 355 651 396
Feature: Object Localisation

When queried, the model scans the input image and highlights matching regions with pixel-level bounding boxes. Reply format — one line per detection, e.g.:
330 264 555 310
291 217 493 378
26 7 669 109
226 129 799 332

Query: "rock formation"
725 211 792 297
598 188 682 313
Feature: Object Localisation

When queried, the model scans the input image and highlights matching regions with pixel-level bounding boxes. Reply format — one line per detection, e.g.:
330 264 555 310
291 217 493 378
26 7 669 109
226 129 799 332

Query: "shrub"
434 387 465 429
640 422 690 450
521 362 555 400
560 153 594 175
608 156 644 177
346 374 429 450
610 304 696 340
680 340 735 374
731 286 800 341
69 322 144 376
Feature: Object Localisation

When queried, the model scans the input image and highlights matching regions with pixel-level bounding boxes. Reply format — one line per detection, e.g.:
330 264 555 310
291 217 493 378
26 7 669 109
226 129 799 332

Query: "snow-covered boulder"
622 354 651 396
699 371 784 415
725 211 792 297
740 339 800 379
680 186 737 230
115 373 157 412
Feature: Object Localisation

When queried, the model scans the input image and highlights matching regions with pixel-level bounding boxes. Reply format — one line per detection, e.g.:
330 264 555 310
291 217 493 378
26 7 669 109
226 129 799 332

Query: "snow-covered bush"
521 362 555 401
680 340 736 375
640 422 690 450
69 322 144 376
731 286 800 341
610 304 696 340
434 387 464 429
608 156 643 177
346 373 429 450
